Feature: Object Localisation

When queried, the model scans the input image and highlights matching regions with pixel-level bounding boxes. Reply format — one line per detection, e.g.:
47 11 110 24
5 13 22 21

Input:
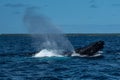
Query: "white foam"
71 53 80 56
33 49 63 57
72 53 102 57
71 51 102 57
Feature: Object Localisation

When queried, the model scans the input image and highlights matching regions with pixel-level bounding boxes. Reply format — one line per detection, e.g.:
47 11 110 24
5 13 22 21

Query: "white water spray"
34 49 63 57
23 7 75 57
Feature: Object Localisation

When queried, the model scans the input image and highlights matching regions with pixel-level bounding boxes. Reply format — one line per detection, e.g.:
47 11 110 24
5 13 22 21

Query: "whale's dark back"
75 41 104 56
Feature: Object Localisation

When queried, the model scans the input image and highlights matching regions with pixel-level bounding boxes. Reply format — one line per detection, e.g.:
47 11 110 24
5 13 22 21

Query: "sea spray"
23 7 74 57
34 49 63 57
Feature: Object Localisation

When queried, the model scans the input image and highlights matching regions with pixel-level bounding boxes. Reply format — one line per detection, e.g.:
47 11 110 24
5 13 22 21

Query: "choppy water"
0 35 120 80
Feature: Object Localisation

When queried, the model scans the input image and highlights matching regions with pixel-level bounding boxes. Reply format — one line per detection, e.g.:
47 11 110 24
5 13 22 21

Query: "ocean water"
0 35 120 80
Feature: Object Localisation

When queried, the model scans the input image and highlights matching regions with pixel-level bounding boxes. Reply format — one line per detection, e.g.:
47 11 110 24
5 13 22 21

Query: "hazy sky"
0 0 120 33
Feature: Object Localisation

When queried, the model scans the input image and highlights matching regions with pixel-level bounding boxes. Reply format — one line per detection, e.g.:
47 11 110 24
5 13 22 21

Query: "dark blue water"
0 35 120 80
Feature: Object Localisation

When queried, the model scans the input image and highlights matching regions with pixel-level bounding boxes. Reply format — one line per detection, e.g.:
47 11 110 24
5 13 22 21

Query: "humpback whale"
26 40 105 57
74 41 104 56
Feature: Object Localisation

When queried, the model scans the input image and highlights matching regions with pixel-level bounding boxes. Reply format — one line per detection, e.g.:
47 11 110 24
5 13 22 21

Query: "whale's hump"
75 41 104 56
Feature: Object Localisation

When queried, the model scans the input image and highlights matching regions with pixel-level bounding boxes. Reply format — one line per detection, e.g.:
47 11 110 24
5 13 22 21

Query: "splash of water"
34 49 63 57
23 7 75 57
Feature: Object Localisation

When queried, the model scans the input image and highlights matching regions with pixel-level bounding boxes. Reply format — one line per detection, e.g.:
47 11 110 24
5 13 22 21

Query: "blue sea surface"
0 35 120 80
